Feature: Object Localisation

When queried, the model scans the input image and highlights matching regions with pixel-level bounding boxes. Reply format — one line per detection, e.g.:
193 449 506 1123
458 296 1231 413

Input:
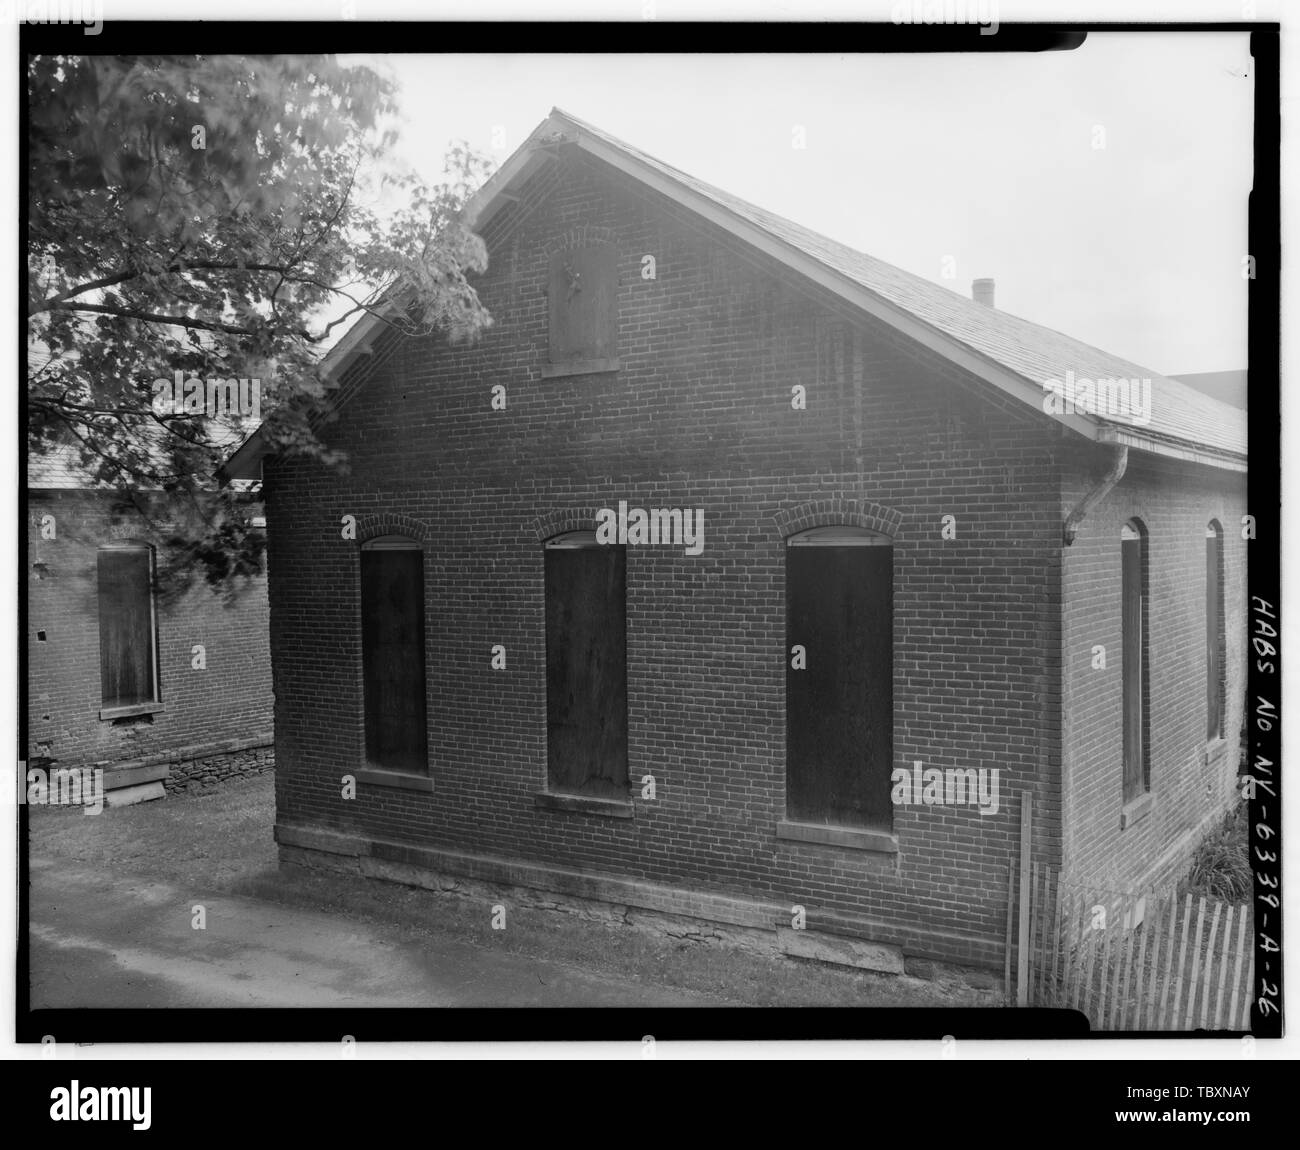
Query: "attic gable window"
541 245 620 377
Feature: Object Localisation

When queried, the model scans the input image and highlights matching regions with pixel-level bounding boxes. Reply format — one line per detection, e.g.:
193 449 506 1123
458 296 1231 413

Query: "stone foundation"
277 822 1005 993
165 740 275 795
94 732 274 800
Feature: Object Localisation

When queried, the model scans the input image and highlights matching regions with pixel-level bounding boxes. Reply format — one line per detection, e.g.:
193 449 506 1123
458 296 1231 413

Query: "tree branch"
46 300 256 336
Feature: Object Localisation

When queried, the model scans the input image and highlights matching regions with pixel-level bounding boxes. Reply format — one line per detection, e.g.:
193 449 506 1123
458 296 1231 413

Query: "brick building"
26 453 274 804
226 111 1248 971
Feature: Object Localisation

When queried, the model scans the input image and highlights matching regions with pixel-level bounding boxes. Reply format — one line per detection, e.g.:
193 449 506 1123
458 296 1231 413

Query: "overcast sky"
356 35 1253 378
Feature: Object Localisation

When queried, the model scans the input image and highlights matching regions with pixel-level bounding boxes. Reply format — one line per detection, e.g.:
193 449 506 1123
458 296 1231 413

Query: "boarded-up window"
98 546 158 710
786 526 893 828
548 246 617 365
361 536 428 773
1121 520 1149 803
1206 521 1225 740
544 531 627 797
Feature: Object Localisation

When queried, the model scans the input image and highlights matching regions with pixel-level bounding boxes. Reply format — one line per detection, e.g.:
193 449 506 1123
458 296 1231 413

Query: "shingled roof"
33 421 258 492
225 108 1247 480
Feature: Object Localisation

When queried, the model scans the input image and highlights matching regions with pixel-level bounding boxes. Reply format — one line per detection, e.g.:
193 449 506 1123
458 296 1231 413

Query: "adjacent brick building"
26 454 274 803
227 111 1248 971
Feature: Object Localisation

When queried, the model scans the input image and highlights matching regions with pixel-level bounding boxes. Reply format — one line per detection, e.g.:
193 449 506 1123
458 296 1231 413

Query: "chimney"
972 278 995 308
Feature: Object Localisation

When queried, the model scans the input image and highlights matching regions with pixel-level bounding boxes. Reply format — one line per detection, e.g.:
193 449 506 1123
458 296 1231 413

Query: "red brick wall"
266 151 1076 967
1060 448 1248 891
26 490 273 770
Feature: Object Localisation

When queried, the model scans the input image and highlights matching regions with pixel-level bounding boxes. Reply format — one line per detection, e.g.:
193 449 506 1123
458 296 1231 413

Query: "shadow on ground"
28 774 998 1010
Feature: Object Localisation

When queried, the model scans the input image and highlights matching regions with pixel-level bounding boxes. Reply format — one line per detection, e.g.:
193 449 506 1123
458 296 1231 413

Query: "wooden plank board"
1115 891 1135 1028
1004 863 1015 1006
1039 868 1052 1004
361 548 428 772
1096 891 1114 1028
1048 870 1064 1008
1133 894 1154 1030
1116 891 1136 1030
1107 888 1126 1029
1243 955 1253 1029
1213 906 1234 1030
1229 909 1247 1030
1171 895 1194 1030
1016 792 1032 1007
786 544 893 826
1066 885 1083 1011
1158 896 1181 1029
1242 952 1254 1030
1199 901 1223 1030
547 245 617 363
1029 860 1040 1003
98 547 156 708
545 544 628 797
1080 887 1097 1024
1184 897 1207 1030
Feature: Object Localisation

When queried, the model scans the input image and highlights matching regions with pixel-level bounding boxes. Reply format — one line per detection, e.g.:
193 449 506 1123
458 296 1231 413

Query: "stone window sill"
535 791 634 818
1204 738 1228 765
99 701 164 721
776 819 899 854
356 768 435 793
539 357 621 379
1120 791 1155 829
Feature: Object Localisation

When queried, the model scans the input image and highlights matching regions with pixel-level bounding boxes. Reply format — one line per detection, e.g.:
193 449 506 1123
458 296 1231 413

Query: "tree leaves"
28 54 495 586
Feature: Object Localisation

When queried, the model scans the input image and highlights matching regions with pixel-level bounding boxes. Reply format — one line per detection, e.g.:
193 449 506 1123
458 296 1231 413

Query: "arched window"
97 543 160 716
360 535 427 773
544 530 628 797
1206 521 1225 740
785 525 893 828
1121 520 1149 803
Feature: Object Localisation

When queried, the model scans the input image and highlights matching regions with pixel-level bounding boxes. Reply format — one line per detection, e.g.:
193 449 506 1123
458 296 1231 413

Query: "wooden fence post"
1016 790 1033 1007
1004 863 1015 1005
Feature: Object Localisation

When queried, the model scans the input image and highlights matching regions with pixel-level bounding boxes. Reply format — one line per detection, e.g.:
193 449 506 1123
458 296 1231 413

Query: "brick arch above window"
530 507 604 544
540 225 617 259
773 499 902 540
354 513 430 546
100 537 155 550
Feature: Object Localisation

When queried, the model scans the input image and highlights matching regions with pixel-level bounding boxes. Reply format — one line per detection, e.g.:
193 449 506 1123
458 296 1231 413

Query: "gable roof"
224 108 1247 480
1172 370 1248 411
34 421 259 493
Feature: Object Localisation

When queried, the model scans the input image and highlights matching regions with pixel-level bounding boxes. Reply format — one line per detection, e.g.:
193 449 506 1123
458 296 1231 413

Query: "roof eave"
1098 425 1248 474
219 425 270 484
462 115 568 233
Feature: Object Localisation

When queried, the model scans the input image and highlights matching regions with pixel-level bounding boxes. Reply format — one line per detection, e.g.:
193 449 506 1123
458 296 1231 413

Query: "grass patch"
1180 801 1251 903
